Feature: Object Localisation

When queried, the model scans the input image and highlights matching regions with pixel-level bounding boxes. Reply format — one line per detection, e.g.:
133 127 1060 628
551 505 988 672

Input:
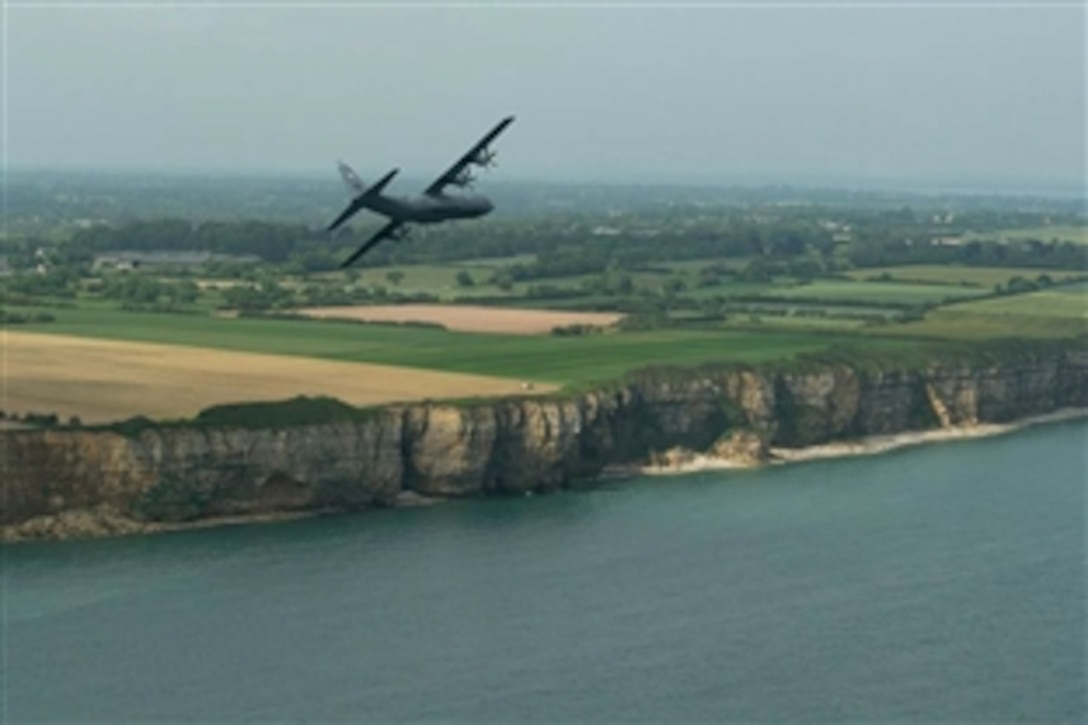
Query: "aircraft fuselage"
364 192 494 224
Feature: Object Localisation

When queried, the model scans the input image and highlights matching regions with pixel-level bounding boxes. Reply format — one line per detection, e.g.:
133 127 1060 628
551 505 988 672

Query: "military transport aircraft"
327 116 515 268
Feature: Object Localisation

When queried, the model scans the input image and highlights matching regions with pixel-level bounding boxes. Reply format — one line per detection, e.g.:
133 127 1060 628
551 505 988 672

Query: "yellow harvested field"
296 304 625 335
3 331 554 424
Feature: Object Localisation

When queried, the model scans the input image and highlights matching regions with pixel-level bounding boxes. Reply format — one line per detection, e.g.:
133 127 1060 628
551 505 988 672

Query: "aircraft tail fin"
338 160 366 196
337 161 398 199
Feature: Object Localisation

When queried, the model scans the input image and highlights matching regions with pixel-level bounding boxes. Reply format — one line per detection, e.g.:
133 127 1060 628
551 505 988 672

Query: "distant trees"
68 219 315 262
9 195 1084 295
221 280 293 311
95 275 200 308
4 266 81 298
491 269 516 291
848 236 1085 271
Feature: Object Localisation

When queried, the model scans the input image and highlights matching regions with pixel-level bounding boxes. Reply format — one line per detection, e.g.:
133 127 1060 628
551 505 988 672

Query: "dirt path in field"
295 304 625 335
2 331 554 424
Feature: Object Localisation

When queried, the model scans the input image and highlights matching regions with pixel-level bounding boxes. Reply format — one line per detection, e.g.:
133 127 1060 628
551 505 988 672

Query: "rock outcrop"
3 345 1086 541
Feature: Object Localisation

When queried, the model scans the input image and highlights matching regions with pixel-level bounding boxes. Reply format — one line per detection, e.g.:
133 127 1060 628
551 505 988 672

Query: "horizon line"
6 163 1085 199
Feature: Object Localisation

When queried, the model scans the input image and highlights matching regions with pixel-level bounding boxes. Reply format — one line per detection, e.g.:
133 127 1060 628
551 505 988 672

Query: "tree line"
6 204 1085 277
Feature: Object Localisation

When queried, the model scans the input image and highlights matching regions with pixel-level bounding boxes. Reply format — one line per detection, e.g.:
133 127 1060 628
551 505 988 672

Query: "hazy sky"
5 1 1085 188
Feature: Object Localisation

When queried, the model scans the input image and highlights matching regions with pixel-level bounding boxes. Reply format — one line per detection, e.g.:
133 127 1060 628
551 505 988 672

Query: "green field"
680 281 779 300
14 306 894 386
892 311 1085 340
945 287 1087 319
758 280 986 306
845 265 1087 288
723 315 868 332
298 264 602 303
450 254 537 268
885 286 1087 340
963 225 1088 245
350 263 509 299
659 258 756 273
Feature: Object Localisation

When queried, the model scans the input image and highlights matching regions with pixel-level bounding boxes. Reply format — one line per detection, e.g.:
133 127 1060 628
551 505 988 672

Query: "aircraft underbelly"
405 200 481 223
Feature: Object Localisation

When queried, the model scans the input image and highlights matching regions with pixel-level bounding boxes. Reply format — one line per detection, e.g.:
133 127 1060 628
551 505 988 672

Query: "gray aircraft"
327 116 515 268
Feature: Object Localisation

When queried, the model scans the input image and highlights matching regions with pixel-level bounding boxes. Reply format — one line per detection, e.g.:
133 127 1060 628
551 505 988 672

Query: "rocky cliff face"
4 348 1086 539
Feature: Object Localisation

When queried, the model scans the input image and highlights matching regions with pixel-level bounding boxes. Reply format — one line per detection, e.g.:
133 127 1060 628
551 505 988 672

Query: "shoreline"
5 408 1087 544
607 407 1088 477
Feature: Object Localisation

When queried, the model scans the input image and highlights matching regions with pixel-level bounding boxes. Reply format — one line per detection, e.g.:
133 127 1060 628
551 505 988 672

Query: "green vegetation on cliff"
100 396 383 436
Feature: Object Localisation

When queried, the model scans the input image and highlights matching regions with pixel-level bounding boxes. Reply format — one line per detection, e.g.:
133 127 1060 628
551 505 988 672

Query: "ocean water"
4 420 1085 722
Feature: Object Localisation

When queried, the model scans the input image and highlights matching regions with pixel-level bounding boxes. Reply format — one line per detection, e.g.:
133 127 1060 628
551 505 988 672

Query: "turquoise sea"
4 420 1085 722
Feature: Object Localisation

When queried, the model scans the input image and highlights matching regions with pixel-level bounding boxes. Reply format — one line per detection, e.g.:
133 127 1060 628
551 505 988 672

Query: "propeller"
474 148 498 168
453 168 476 189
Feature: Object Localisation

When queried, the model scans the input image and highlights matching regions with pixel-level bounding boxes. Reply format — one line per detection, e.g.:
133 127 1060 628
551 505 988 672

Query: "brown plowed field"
3 331 553 424
296 304 625 335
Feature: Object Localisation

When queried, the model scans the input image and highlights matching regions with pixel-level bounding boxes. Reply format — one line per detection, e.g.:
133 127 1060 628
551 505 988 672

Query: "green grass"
963 225 1088 245
845 265 1087 288
720 300 897 318
723 316 868 332
450 254 537 268
881 285 1087 340
759 280 987 306
353 264 506 299
14 305 898 387
944 287 1087 319
334 264 605 301
680 282 779 300
889 311 1085 340
658 258 755 273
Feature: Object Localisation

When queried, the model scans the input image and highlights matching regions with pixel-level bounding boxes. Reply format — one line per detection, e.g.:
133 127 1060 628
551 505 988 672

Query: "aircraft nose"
481 198 494 213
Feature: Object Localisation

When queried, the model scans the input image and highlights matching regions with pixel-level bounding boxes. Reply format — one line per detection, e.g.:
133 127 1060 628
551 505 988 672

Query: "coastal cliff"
4 343 1086 540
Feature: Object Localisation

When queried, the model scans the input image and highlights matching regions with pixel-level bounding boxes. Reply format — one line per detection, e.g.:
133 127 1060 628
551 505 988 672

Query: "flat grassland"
948 286 1088 319
885 286 1087 340
844 265 1087 287
963 225 1088 245
12 306 869 384
4 331 555 423
295 304 625 335
759 280 985 306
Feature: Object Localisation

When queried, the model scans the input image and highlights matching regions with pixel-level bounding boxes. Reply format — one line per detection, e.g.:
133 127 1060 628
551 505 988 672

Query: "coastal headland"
4 340 1085 542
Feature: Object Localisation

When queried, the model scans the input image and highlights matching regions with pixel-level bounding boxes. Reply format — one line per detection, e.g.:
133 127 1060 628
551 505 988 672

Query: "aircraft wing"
327 197 367 232
423 116 515 196
340 220 405 269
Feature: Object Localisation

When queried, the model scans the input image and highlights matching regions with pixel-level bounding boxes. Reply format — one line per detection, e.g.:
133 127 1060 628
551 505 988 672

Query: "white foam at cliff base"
626 408 1088 476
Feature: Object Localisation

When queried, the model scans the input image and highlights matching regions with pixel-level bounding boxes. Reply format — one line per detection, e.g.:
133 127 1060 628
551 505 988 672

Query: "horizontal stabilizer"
326 167 399 232
365 167 399 198
340 220 404 268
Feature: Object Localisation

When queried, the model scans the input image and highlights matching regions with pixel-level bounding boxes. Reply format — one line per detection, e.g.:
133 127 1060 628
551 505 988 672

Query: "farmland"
883 286 1087 340
294 304 625 335
4 174 1086 426
4 331 554 423
338 263 511 300
756 280 987 306
943 286 1087 319
962 225 1088 245
9 305 878 387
